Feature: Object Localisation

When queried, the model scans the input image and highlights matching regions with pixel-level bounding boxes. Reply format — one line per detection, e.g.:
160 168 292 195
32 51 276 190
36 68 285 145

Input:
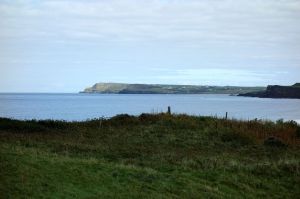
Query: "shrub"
264 136 287 148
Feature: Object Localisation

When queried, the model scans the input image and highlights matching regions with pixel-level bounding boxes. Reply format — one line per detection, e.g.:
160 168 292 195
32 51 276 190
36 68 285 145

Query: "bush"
109 114 138 126
264 136 286 148
0 118 48 133
220 130 254 147
296 127 300 138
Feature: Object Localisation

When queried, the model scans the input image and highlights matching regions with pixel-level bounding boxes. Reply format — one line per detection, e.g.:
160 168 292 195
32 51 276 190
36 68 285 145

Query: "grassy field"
1 114 300 198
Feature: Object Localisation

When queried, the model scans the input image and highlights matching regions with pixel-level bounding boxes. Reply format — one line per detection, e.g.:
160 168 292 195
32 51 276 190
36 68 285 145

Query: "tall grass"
1 114 300 198
1 113 299 146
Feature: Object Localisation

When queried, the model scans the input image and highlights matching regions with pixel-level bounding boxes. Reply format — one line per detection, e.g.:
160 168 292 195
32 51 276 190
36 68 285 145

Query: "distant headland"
238 83 300 99
80 83 265 94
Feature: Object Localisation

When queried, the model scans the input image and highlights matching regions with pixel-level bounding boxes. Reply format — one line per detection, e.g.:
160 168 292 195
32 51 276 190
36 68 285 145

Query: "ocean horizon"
1 93 300 122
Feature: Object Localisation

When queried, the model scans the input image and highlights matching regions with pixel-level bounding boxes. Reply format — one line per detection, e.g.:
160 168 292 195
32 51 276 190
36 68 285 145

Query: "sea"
0 93 300 122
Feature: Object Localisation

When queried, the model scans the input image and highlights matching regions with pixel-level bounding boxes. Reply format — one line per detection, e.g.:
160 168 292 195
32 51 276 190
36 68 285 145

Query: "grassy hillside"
1 114 300 198
82 83 265 94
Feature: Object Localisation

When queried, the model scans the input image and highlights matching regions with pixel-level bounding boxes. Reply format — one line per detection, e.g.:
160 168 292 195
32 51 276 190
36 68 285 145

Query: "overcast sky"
0 0 300 92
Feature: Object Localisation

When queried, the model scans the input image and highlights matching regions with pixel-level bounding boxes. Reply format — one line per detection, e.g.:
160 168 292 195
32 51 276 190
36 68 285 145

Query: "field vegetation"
1 113 300 198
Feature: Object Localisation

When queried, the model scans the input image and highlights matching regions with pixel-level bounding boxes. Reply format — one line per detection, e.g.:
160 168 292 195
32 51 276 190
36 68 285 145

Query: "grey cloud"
1 0 299 45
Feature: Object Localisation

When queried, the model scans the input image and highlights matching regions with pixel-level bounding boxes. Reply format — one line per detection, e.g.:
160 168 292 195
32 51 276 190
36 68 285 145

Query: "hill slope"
81 83 265 94
239 83 300 99
1 114 300 198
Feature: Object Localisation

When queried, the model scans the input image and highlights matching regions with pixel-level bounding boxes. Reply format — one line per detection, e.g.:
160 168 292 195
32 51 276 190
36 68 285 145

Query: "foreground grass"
1 114 300 198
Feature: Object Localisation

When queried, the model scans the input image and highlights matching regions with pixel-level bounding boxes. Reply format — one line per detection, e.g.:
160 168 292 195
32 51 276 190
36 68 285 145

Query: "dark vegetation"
239 83 300 99
1 114 300 198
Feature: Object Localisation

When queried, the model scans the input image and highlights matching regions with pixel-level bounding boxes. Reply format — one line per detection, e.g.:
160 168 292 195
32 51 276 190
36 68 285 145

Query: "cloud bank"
0 0 299 91
1 0 299 44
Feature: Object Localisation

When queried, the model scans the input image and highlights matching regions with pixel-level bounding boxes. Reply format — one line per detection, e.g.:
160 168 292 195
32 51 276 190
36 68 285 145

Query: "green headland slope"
81 83 265 94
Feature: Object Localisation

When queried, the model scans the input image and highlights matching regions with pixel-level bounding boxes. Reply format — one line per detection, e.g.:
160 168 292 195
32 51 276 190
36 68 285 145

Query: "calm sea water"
0 93 300 122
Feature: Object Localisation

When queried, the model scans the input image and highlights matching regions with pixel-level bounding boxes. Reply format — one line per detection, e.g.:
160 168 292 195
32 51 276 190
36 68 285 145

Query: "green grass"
1 113 300 198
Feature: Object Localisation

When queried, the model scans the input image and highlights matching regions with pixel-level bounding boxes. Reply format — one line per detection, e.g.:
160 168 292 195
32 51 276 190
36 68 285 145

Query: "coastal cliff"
239 83 300 99
81 83 265 94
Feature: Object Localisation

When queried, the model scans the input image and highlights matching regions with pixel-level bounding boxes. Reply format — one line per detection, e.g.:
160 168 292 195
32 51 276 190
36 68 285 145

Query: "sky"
0 0 300 92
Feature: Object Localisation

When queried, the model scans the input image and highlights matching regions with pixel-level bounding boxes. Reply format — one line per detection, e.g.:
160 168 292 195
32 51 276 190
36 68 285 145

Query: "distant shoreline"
81 82 265 94
239 83 300 99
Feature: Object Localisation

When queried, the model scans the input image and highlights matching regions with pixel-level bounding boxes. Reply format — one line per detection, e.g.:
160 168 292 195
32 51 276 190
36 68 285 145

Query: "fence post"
167 106 171 114
225 112 228 120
